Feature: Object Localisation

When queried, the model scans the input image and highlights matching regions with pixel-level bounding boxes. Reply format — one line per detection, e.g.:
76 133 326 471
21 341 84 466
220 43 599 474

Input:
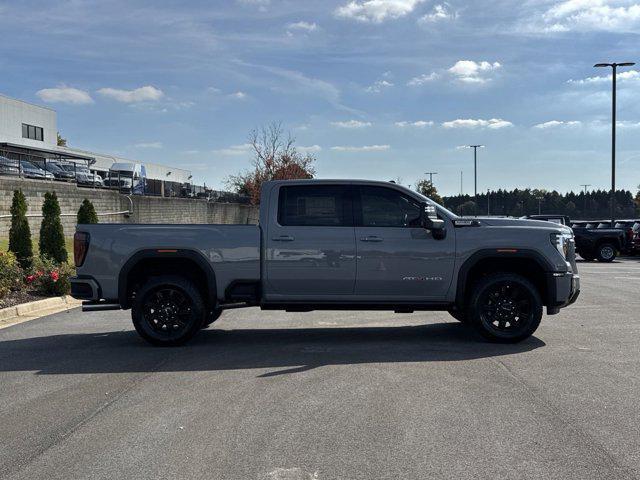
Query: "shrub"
27 256 75 296
39 192 67 264
0 251 24 300
77 198 98 224
8 189 33 269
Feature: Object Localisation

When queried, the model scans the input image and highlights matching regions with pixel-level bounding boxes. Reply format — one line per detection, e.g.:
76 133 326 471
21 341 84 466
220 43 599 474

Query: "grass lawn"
0 237 75 256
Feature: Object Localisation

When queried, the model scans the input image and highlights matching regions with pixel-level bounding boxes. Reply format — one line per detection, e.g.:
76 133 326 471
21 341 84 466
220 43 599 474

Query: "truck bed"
76 224 261 303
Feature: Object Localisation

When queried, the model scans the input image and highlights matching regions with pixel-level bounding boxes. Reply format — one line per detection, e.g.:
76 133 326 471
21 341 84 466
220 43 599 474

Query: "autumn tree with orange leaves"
227 122 316 204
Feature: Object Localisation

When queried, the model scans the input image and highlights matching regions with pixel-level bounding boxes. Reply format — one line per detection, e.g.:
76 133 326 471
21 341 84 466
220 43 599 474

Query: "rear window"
278 185 352 227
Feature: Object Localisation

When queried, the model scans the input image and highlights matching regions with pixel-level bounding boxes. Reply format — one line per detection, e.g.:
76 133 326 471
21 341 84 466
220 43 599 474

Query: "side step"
82 301 122 312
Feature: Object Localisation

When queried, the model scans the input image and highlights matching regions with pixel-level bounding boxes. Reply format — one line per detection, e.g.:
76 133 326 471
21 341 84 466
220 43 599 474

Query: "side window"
278 185 353 227
359 186 421 227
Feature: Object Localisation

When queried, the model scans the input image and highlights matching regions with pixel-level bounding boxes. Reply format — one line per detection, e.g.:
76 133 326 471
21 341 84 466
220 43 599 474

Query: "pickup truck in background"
71 180 580 346
523 215 626 262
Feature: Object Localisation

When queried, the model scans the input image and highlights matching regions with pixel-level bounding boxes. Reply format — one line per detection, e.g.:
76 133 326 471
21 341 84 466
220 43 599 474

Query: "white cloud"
331 119 372 128
533 120 582 129
213 143 253 155
335 0 425 23
442 118 513 129
331 144 390 151
448 60 501 84
36 86 93 105
532 0 640 33
617 120 640 129
407 72 438 86
365 79 394 93
134 142 163 149
567 69 640 85
418 3 457 23
395 120 433 127
298 145 322 153
287 21 319 32
229 91 247 99
97 85 164 103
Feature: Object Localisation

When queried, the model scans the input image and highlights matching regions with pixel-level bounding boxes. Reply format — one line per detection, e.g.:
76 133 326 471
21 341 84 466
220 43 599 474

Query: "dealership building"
0 93 192 186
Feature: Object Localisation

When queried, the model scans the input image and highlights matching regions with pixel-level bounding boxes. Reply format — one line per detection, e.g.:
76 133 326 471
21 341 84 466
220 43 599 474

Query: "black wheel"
202 308 223 329
596 243 616 262
131 275 205 346
468 273 542 343
448 309 469 324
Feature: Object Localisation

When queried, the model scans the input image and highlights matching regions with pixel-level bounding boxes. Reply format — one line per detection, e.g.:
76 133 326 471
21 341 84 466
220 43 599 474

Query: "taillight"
74 232 90 267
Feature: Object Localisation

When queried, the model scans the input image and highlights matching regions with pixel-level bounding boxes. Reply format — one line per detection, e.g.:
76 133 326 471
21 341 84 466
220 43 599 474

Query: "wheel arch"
118 249 217 309
455 249 554 309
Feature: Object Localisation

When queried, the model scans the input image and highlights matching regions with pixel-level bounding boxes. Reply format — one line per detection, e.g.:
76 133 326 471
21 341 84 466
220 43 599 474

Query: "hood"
471 217 571 232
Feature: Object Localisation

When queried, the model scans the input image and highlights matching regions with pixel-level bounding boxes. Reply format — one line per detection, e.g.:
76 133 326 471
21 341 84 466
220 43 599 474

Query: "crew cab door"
354 185 455 300
265 184 356 298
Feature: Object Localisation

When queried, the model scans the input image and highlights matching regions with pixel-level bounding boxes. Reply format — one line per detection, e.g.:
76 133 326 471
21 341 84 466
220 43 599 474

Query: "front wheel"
468 273 542 343
131 275 205 346
596 243 616 262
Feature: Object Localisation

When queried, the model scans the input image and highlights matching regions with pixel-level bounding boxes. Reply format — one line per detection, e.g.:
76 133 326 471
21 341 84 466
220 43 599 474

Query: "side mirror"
421 203 446 238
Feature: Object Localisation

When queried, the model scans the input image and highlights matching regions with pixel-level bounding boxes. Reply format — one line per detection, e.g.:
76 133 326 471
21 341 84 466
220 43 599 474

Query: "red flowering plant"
29 256 75 296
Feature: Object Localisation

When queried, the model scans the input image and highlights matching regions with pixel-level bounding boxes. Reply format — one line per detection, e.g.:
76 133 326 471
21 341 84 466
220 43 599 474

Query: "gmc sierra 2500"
71 179 580 346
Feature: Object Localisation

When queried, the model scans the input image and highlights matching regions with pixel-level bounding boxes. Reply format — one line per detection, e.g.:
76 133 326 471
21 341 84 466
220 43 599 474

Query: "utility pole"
594 61 635 225
424 171 438 185
460 170 463 196
487 188 490 216
580 184 591 215
461 145 484 212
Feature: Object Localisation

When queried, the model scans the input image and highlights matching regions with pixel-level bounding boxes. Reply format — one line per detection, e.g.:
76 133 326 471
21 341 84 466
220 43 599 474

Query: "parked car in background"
632 221 640 254
0 156 20 176
19 160 55 180
42 161 76 181
523 214 626 262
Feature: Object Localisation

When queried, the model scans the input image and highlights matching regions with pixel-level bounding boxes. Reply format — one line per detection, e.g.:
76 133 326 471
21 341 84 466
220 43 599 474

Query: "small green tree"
77 198 98 224
8 189 33 269
415 178 444 205
39 192 67 264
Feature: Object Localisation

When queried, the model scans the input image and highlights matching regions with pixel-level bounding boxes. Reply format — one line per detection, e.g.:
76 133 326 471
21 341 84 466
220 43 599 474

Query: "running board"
82 301 122 312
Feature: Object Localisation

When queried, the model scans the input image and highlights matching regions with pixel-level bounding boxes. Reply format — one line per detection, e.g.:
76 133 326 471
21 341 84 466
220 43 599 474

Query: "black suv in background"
523 215 626 262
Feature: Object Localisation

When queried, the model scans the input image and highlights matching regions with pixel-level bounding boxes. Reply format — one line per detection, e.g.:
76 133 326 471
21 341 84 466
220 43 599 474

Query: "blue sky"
1 0 639 195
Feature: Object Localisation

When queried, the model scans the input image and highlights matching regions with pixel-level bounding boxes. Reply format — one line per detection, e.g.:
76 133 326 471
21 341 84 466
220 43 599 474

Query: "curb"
0 295 82 330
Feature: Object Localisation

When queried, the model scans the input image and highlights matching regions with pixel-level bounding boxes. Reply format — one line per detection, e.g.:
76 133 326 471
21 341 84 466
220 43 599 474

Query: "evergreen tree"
39 192 67 263
77 198 98 224
8 189 33 269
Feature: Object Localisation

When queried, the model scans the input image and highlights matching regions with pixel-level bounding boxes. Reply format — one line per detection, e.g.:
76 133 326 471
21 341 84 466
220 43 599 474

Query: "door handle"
272 235 295 242
360 236 383 242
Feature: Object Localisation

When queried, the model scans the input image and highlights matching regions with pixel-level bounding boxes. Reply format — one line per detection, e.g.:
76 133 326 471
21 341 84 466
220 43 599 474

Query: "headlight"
551 232 573 259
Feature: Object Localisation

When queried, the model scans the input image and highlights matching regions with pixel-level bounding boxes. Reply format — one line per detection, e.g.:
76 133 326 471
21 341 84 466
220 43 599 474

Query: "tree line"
442 188 640 219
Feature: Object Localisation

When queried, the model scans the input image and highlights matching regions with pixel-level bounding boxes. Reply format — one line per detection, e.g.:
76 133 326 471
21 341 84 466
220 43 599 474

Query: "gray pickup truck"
71 179 580 346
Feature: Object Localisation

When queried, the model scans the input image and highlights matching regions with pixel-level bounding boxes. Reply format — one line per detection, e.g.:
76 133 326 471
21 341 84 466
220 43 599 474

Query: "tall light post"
594 61 635 225
580 183 591 215
461 145 484 201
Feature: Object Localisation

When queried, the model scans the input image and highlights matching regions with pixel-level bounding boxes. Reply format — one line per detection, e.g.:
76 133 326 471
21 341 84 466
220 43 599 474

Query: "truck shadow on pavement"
0 322 545 377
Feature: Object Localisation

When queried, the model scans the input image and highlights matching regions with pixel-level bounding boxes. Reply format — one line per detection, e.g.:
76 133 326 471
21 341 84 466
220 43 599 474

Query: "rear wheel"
468 273 542 343
132 275 205 346
596 243 616 262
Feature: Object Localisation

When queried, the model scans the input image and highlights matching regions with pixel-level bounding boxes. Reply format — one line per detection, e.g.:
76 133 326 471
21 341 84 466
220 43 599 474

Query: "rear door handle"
272 235 295 242
360 236 383 242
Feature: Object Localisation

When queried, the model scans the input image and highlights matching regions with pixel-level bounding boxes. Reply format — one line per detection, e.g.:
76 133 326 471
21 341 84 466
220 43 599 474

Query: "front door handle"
360 236 383 242
272 235 295 242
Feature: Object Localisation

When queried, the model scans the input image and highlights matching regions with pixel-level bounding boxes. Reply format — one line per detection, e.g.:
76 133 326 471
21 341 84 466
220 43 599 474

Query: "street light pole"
461 145 484 213
594 61 635 225
580 183 591 215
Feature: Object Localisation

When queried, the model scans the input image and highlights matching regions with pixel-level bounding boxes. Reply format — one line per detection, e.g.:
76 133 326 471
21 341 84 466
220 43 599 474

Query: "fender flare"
454 249 556 308
118 249 217 308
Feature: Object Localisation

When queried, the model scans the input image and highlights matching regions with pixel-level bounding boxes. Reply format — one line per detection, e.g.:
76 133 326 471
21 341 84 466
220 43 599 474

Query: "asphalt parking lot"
1 259 640 480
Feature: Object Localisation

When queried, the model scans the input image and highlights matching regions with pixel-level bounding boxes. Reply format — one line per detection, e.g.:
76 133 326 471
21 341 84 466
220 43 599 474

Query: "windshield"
22 161 41 171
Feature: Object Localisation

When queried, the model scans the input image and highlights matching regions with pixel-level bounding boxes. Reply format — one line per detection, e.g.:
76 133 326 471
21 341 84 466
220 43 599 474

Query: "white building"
0 93 192 185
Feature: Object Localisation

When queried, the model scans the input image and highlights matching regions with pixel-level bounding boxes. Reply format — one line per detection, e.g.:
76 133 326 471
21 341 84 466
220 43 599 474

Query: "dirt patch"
0 290 49 309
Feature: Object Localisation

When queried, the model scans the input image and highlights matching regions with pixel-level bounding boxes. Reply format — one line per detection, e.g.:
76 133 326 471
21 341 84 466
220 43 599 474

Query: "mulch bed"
0 290 50 310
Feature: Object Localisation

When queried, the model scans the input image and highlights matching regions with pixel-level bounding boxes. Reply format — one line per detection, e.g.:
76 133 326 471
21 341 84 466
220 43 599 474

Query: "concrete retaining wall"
0 178 259 236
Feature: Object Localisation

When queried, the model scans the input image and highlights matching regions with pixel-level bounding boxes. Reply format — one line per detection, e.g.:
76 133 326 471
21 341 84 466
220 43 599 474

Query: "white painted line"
614 276 640 280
